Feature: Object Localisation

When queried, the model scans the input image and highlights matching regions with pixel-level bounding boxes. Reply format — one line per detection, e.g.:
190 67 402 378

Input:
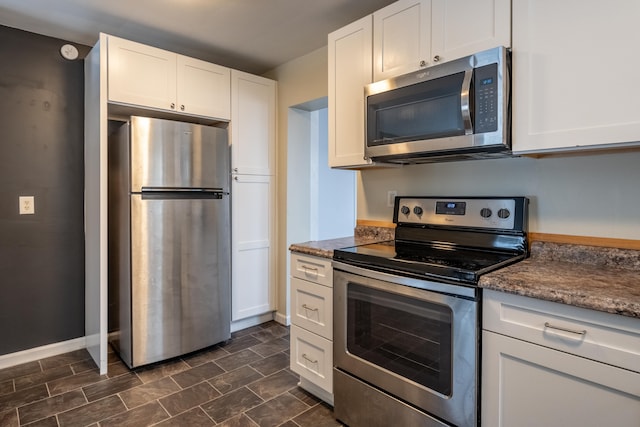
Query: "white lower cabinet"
289 252 334 404
482 290 640 427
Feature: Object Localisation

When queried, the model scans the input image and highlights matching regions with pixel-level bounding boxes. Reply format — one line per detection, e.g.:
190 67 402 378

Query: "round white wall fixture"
60 44 79 60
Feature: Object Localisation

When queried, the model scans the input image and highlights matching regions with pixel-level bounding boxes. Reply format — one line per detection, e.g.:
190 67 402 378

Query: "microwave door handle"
461 69 473 135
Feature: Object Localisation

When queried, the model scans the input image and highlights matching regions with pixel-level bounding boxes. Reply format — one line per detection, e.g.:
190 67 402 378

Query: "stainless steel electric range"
332 197 529 427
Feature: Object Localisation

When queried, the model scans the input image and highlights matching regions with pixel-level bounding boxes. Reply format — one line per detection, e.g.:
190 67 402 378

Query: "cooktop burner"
334 197 529 285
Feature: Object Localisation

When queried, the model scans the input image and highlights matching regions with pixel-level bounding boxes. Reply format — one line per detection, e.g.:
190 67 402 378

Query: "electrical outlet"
387 190 397 207
19 196 35 215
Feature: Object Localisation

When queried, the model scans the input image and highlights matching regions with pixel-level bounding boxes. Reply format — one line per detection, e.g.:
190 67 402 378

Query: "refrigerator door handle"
140 188 228 200
141 187 226 193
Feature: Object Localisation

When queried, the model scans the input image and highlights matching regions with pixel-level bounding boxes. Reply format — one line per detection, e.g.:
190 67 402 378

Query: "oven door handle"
331 260 477 300
461 68 473 135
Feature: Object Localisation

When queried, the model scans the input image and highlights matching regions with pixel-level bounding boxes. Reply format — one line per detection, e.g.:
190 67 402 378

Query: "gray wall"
0 25 90 355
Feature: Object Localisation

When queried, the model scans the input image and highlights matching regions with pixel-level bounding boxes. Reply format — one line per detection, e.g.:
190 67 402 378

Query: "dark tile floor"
0 322 343 427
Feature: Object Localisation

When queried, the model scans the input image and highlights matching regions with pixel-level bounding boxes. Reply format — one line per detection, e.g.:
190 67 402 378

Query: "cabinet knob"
170 103 175 109
433 55 441 63
180 105 185 111
234 176 238 181
234 167 238 172
419 60 427 67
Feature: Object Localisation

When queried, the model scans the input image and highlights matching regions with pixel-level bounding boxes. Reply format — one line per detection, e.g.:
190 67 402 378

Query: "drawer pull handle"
302 353 318 364
302 265 319 277
544 322 587 336
302 304 319 312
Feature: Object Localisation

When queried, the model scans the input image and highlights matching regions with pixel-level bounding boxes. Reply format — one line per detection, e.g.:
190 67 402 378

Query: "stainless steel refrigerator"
108 116 231 368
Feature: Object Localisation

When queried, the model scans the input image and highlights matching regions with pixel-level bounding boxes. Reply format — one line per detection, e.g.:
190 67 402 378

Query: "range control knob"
400 206 410 215
413 206 423 216
497 208 511 219
480 208 492 218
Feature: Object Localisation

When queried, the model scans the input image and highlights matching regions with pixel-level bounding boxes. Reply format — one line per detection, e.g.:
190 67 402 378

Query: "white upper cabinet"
512 0 640 154
372 0 511 82
373 0 431 82
431 0 511 65
108 36 176 111
107 35 230 120
328 16 374 168
176 55 231 119
230 70 277 175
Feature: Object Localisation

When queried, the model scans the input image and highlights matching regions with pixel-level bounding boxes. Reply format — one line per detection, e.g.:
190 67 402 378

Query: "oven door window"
366 72 466 146
346 283 452 396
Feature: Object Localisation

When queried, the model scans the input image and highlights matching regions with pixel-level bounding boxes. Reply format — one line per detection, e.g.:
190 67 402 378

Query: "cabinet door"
512 0 640 153
231 71 276 175
373 0 431 81
482 330 640 427
231 175 275 321
431 0 511 64
328 16 373 168
107 35 177 111
177 56 230 120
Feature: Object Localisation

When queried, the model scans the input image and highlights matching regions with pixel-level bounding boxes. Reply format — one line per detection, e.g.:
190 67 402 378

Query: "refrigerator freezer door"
128 194 230 367
130 116 229 192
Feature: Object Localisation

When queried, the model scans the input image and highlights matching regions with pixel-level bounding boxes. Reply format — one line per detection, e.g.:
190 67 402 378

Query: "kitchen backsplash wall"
358 150 640 240
0 25 90 354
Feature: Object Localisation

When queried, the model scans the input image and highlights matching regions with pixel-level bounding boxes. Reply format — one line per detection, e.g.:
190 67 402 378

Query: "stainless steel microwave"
365 46 510 164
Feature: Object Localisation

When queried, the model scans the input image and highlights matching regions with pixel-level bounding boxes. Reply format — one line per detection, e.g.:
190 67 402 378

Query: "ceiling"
0 0 396 74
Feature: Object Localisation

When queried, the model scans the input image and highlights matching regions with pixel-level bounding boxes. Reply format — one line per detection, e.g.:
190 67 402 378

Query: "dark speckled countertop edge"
289 236 376 259
289 226 394 259
479 241 640 318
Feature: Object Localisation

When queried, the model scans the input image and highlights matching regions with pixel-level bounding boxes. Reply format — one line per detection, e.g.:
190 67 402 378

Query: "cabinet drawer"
483 290 640 373
291 277 333 339
290 325 333 393
290 253 333 287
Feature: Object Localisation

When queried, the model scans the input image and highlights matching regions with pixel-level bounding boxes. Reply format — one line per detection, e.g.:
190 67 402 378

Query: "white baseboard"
230 312 275 333
0 337 87 370
274 311 290 326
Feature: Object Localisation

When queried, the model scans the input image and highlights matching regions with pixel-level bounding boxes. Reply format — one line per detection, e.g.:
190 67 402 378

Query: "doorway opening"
287 98 356 244
285 97 356 321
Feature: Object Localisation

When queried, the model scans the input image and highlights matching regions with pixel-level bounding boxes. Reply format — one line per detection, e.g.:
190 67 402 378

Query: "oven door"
334 262 478 427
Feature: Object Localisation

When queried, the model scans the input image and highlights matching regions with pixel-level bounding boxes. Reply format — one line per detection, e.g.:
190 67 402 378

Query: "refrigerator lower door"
125 194 230 368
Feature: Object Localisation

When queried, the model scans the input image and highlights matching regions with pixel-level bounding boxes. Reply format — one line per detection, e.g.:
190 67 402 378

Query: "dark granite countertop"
289 236 377 259
479 241 640 318
289 226 394 259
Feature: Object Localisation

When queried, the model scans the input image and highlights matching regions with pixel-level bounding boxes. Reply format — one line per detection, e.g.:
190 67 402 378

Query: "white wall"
358 151 640 240
310 108 355 240
264 46 329 323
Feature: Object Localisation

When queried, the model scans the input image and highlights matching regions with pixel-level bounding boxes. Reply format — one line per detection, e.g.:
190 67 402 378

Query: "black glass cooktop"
333 240 525 285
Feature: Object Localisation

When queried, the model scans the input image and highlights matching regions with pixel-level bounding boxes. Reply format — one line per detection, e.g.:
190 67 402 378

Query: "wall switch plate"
387 190 397 207
19 196 35 215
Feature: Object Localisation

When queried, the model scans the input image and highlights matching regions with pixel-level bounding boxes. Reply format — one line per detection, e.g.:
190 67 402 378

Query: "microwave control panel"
474 63 498 134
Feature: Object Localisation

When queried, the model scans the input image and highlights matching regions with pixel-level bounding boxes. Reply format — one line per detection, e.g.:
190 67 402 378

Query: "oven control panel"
394 197 521 230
